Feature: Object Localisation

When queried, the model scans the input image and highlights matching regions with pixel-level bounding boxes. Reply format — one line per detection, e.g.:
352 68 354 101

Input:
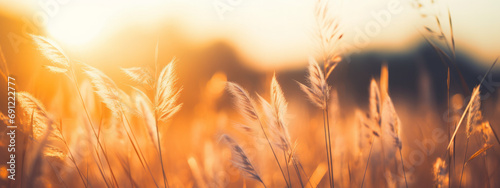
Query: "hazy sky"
2 0 499 70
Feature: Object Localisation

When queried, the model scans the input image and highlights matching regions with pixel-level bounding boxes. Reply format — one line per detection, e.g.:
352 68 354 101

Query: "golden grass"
1 1 499 187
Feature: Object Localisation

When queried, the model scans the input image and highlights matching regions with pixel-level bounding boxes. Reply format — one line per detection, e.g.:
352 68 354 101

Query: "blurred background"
1 0 500 187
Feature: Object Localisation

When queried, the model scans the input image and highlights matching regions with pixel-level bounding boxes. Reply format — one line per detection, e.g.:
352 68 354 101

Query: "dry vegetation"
0 0 499 187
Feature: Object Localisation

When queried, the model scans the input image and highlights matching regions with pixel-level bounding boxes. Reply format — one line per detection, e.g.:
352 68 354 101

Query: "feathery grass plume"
154 60 182 188
466 86 481 138
124 57 183 188
258 74 292 151
314 0 343 79
221 135 266 187
262 74 307 186
356 110 379 150
298 57 329 109
32 35 121 187
259 96 290 151
381 93 402 150
43 145 66 161
381 93 408 188
474 121 495 144
155 60 183 122
86 63 158 187
227 81 289 187
122 67 154 88
298 56 334 187
433 158 448 188
458 86 480 187
31 35 70 69
271 73 287 126
447 85 480 150
84 64 128 116
357 108 379 188
17 93 86 187
226 82 260 121
17 92 62 140
369 79 382 127
26 118 57 188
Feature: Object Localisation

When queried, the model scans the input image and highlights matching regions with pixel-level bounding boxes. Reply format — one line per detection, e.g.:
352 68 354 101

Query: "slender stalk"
257 119 290 187
58 124 88 188
283 150 292 187
322 109 333 188
325 105 334 188
296 158 313 188
155 118 170 188
46 159 68 188
483 154 490 188
70 69 120 188
361 138 374 188
291 157 305 188
447 68 451 188
348 161 352 186
459 139 470 188
321 51 334 188
399 148 408 188
153 55 169 188
92 145 111 188
118 105 160 188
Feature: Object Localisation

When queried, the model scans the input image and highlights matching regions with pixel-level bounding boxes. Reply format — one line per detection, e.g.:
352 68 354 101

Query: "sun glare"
46 7 109 46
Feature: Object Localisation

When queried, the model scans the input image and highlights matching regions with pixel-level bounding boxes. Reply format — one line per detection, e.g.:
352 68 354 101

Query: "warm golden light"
1 0 500 187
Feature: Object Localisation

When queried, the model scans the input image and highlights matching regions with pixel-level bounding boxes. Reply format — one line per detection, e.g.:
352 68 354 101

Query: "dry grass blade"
466 144 492 164
31 35 70 69
221 135 266 187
